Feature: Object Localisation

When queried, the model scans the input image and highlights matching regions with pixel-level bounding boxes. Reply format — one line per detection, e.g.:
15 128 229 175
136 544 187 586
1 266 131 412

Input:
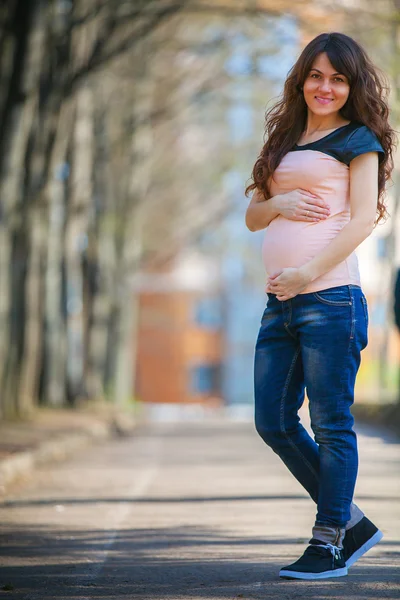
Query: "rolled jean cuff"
312 523 346 548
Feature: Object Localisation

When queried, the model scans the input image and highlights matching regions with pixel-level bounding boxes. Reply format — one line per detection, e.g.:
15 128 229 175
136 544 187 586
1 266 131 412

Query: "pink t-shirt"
261 122 384 294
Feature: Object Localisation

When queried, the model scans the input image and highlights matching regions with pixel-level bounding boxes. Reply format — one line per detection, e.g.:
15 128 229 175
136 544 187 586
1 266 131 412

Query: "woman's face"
302 52 350 118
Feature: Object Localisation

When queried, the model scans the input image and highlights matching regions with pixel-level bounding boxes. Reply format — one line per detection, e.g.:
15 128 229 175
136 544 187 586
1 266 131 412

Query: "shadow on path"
0 524 398 599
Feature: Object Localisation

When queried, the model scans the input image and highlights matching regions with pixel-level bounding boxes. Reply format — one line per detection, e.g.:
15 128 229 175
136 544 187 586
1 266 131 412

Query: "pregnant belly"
262 215 346 274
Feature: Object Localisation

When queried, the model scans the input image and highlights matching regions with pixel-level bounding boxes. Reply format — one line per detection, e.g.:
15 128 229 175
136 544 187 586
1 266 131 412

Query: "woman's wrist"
299 263 317 284
269 194 285 216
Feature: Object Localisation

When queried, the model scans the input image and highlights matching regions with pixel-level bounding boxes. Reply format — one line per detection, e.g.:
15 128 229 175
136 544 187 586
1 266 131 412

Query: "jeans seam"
361 296 369 326
279 346 319 480
313 292 351 306
313 285 353 307
342 291 354 523
349 286 355 346
283 324 297 340
343 426 348 524
281 300 297 340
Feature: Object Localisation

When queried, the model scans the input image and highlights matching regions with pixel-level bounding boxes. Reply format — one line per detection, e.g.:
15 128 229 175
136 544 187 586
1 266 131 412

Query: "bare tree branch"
66 0 282 95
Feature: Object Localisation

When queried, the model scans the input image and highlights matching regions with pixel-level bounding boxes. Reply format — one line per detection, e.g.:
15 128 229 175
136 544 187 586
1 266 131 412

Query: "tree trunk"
65 86 93 405
43 99 75 407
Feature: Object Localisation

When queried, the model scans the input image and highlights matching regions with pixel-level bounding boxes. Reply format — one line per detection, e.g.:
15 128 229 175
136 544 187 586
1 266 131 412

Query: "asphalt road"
1 409 400 599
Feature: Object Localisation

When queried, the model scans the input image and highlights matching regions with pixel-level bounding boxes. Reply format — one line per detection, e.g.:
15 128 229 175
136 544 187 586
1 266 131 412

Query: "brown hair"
245 32 397 225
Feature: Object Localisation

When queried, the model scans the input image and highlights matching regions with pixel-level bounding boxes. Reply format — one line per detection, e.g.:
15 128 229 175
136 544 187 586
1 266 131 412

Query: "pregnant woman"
245 32 395 580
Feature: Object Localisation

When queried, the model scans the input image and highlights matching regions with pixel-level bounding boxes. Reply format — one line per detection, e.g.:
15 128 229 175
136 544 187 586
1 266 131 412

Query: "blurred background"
1 0 400 425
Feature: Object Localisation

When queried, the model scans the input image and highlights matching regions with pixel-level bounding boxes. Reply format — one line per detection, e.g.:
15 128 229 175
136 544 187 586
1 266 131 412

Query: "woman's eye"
310 73 345 83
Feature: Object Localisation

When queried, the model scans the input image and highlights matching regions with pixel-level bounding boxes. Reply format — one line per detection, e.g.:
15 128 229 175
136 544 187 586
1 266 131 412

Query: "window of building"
189 364 221 394
193 297 222 328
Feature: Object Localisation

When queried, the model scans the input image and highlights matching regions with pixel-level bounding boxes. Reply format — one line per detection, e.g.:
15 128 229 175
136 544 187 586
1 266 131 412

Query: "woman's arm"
299 151 379 284
266 152 379 300
245 188 331 231
245 189 281 231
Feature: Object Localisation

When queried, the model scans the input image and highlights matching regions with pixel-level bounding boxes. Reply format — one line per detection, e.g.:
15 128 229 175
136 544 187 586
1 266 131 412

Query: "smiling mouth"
315 96 334 103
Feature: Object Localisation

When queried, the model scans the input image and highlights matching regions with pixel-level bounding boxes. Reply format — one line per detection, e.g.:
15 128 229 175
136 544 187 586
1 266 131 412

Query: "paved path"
1 409 399 599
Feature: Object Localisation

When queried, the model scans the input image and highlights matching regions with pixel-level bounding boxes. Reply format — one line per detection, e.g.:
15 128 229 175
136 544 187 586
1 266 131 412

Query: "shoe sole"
346 529 383 568
279 567 348 580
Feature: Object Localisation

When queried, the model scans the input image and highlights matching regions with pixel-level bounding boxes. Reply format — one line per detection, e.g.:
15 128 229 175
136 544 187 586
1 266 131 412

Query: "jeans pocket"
312 286 352 307
360 295 369 328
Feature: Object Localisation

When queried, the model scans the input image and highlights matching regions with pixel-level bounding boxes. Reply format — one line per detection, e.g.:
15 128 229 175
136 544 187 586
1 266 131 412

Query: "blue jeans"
254 284 368 528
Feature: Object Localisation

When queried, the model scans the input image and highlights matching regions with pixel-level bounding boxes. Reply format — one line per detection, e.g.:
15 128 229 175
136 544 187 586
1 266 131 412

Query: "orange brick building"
134 253 224 406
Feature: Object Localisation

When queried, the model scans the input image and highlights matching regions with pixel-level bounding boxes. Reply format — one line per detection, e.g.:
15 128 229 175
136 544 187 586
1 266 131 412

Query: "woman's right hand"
279 189 330 221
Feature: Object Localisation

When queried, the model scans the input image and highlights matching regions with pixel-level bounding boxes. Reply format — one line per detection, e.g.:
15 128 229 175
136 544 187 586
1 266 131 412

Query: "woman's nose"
319 79 332 93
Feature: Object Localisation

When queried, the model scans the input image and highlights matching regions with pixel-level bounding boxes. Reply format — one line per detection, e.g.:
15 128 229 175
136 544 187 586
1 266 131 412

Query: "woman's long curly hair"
245 32 397 225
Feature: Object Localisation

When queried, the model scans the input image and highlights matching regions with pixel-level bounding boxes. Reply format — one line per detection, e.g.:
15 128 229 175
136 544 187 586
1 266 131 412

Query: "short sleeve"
343 125 385 165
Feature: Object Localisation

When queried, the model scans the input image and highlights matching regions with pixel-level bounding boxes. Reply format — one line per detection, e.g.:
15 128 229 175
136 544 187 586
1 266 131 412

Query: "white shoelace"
310 542 342 559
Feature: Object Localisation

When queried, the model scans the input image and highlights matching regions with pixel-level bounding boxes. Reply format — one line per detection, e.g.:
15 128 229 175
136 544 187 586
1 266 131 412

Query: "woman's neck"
304 112 349 135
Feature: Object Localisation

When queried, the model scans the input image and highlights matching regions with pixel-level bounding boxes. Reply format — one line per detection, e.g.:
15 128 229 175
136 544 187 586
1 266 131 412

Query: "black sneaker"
343 516 383 567
279 539 348 580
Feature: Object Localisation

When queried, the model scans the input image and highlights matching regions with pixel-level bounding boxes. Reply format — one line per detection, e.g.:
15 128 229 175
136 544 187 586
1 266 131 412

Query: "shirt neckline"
294 122 353 148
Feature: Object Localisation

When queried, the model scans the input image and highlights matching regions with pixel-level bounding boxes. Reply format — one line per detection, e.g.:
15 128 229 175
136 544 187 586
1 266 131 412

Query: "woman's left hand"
265 267 312 301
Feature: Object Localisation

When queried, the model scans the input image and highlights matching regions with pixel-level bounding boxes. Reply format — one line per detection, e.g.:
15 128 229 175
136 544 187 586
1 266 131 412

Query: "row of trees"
1 0 399 418
0 0 301 418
